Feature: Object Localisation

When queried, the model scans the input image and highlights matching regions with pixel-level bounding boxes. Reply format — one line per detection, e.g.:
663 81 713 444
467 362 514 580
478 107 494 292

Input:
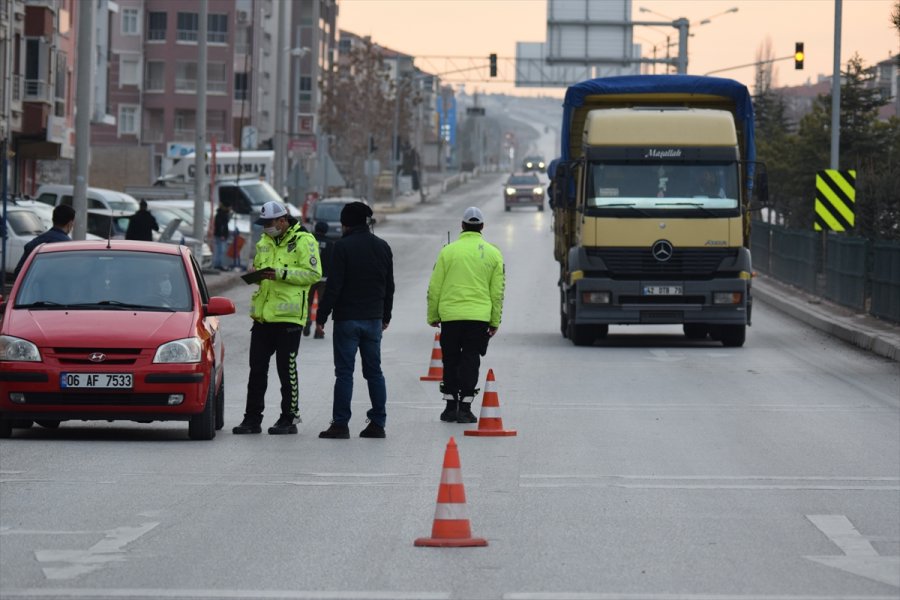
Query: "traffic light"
794 42 804 70
489 53 497 77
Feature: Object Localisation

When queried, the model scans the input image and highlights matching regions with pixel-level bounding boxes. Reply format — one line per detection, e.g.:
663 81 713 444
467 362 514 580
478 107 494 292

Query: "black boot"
319 422 350 439
267 414 299 435
232 416 262 434
457 390 479 424
439 392 459 422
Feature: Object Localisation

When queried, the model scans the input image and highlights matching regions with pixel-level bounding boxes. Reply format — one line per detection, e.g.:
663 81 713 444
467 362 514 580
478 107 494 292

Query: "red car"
0 240 235 440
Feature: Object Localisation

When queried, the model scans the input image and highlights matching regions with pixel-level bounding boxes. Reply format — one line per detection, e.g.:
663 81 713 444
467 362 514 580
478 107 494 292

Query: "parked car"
522 155 546 173
308 197 374 241
34 184 141 213
504 172 545 212
85 209 214 269
1 206 46 275
0 240 236 440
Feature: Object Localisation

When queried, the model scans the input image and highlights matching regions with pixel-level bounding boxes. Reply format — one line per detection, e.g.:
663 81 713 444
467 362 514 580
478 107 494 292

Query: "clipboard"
241 268 274 284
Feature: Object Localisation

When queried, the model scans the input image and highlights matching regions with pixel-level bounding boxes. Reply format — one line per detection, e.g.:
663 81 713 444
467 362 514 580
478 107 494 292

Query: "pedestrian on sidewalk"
426 206 505 423
125 200 159 241
212 203 232 270
316 201 395 439
233 201 322 436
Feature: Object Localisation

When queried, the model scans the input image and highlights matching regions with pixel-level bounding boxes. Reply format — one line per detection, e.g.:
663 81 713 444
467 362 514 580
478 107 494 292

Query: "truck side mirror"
750 162 770 209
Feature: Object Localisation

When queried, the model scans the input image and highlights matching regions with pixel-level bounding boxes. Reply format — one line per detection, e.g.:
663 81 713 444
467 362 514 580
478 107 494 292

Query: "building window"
119 105 139 135
235 26 252 54
207 110 225 136
122 8 139 35
54 51 67 117
207 62 227 93
299 75 312 102
175 61 198 91
234 72 249 101
208 14 227 44
145 61 165 92
147 12 166 41
120 56 140 86
177 12 199 42
174 109 196 139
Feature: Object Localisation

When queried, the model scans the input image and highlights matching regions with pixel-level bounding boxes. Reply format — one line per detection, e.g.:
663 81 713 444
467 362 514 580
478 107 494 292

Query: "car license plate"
61 373 133 389
643 285 683 296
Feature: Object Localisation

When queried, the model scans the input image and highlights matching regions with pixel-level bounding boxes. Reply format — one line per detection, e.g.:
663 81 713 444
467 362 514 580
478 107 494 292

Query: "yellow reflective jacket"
427 231 505 327
250 221 322 325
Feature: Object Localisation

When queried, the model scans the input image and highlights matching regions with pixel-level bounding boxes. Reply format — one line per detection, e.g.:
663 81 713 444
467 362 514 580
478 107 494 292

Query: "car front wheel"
0 414 11 439
189 382 217 440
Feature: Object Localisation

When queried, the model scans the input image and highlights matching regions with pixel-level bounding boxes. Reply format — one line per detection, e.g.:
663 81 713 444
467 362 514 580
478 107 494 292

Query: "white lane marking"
505 594 899 599
521 404 896 412
34 522 158 580
649 349 685 362
805 514 900 588
519 475 899 491
0 589 450 599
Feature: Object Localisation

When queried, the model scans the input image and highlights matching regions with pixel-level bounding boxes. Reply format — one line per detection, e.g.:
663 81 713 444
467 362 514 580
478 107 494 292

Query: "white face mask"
263 226 280 237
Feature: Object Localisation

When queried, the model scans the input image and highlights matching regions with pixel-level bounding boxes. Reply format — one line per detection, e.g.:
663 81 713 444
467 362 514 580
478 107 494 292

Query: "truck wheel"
567 322 594 346
721 325 746 347
683 324 709 339
505 206 511 212
595 324 609 339
36 420 60 429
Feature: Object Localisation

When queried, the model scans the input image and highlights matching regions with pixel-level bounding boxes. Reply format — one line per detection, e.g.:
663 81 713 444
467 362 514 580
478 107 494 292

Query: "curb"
752 276 900 362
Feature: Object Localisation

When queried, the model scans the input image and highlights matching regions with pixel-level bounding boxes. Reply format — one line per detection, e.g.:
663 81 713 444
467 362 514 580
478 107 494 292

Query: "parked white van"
34 185 141 213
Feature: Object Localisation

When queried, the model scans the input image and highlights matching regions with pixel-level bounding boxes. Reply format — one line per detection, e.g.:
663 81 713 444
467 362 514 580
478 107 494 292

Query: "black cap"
340 201 373 227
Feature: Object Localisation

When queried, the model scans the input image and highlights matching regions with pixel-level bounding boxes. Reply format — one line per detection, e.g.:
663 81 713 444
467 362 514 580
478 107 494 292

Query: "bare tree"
753 36 776 95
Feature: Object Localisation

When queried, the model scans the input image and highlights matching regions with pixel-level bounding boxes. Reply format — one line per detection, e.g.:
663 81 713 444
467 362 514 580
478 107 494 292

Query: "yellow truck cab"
552 75 768 347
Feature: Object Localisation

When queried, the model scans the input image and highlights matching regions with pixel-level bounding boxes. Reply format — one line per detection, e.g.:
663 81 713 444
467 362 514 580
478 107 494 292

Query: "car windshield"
15 250 192 311
7 210 45 236
508 175 539 186
315 203 346 222
587 161 740 210
238 181 282 208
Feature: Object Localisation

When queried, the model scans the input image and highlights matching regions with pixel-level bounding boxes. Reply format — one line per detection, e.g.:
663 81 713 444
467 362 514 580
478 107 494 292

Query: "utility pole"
72 0 94 240
273 0 287 197
193 0 208 258
830 0 842 170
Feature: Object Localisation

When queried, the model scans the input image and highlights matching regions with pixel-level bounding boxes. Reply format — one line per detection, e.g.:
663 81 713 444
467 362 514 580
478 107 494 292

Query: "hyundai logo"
651 240 674 262
89 352 107 363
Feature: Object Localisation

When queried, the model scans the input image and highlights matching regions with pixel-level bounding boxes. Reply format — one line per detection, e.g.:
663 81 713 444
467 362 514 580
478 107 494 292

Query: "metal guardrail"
751 222 900 324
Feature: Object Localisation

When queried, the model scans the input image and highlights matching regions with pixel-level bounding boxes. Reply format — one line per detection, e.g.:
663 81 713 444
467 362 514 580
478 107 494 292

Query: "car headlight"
525 162 533 168
539 162 545 169
533 187 544 195
0 335 42 362
153 337 202 363
505 187 516 195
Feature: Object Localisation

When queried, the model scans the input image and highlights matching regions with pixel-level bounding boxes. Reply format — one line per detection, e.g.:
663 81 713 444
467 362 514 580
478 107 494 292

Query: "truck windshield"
238 181 282 208
587 162 740 211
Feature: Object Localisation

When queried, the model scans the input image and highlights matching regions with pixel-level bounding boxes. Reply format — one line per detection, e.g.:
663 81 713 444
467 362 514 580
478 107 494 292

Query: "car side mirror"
205 296 236 317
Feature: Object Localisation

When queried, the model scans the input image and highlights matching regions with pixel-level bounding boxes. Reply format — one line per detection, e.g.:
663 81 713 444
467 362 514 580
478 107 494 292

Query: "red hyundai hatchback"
0 240 235 440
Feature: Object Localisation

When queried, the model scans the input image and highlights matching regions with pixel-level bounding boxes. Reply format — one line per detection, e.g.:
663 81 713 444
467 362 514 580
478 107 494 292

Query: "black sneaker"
267 414 298 435
232 418 262 434
359 421 385 438
456 404 478 424
318 422 350 439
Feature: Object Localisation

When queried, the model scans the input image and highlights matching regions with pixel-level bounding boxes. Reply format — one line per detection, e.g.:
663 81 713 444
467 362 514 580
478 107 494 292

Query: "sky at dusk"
337 0 899 95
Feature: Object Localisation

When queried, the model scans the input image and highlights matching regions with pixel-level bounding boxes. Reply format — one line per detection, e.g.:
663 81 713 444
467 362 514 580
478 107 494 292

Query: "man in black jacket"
14 205 76 277
125 200 159 241
315 201 394 439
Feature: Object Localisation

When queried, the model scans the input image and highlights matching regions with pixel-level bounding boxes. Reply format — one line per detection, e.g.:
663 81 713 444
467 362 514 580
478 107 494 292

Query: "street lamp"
638 6 675 20
697 7 738 26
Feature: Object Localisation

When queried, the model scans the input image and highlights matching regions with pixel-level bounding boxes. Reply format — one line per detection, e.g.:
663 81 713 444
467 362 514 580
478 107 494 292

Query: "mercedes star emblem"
651 240 674 262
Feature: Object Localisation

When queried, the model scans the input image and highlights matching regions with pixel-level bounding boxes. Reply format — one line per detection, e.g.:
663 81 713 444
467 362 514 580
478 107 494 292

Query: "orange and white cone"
415 436 487 547
464 369 517 437
419 332 443 381
309 289 319 323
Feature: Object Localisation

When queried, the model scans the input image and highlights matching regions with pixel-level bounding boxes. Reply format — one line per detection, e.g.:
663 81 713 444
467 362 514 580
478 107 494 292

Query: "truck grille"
587 248 736 278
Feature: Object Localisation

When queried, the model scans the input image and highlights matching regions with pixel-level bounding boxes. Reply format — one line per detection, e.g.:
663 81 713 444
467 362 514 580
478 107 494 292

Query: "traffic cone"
414 437 487 547
419 332 443 381
464 369 517 437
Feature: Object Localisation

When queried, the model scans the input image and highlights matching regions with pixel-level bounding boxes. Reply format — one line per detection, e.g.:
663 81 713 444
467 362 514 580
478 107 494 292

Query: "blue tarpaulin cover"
560 75 755 163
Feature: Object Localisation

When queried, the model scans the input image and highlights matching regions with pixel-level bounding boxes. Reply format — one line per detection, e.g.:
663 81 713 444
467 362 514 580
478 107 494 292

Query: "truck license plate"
643 285 683 296
61 373 133 389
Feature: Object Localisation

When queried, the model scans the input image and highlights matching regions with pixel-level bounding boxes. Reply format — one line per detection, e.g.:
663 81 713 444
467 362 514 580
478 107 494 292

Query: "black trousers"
244 321 302 421
440 320 489 398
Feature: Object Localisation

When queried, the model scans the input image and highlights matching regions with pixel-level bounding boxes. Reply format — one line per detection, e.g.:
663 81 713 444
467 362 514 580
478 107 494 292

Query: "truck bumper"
570 277 750 325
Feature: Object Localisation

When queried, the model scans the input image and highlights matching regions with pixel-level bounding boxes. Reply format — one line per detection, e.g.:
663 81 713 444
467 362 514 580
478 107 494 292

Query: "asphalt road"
1 173 898 600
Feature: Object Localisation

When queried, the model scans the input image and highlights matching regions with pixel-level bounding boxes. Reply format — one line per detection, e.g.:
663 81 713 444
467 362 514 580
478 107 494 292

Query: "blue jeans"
331 319 387 427
213 237 228 268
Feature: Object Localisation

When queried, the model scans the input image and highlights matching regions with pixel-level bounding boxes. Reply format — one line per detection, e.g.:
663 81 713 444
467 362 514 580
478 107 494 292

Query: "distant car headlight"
538 162 545 169
525 162 533 168
153 337 202 364
0 335 42 362
533 187 544 195
505 187 516 195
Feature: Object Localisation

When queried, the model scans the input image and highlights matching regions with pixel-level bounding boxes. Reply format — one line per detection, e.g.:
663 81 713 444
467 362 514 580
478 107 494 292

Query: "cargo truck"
551 75 768 347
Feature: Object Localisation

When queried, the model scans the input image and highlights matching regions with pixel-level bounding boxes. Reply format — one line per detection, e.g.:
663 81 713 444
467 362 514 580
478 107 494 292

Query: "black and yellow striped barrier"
814 169 856 231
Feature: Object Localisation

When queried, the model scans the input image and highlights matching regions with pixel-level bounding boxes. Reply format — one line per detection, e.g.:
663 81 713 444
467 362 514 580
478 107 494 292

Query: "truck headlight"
154 338 202 363
713 292 742 305
582 291 611 304
0 335 42 362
